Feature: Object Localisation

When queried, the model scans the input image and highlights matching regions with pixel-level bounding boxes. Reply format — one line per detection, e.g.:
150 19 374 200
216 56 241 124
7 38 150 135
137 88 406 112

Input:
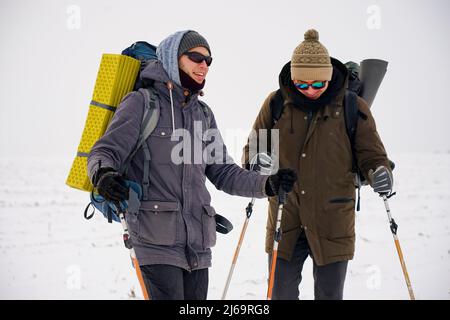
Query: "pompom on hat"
290 29 333 81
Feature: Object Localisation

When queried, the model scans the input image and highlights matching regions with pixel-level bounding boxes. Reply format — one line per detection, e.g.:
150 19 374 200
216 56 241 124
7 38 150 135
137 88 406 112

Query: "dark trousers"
140 264 208 300
269 230 348 300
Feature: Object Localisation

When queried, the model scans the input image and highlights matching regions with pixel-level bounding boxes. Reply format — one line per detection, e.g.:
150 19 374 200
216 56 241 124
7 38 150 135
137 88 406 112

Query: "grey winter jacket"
88 39 268 271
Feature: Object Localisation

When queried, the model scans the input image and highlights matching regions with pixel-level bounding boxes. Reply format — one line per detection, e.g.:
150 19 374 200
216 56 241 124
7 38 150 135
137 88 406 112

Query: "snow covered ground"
0 152 449 300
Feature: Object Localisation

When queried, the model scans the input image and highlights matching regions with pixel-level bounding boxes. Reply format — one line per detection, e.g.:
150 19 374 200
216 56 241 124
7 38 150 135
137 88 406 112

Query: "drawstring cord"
167 82 175 131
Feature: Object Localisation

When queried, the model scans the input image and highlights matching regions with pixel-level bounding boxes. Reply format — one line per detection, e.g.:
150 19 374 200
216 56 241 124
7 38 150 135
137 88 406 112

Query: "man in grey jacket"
88 30 297 300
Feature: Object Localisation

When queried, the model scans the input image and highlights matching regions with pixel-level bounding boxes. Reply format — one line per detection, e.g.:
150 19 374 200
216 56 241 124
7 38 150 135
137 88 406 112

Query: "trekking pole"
117 207 150 300
267 187 286 300
221 153 273 299
381 193 415 300
221 198 255 300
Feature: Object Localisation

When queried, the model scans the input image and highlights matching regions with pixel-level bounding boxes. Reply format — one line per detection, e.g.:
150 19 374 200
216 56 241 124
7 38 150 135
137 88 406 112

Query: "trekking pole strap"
84 202 95 220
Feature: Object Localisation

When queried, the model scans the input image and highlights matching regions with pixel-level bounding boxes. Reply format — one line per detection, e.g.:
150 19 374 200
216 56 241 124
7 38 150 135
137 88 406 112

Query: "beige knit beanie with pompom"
291 29 333 81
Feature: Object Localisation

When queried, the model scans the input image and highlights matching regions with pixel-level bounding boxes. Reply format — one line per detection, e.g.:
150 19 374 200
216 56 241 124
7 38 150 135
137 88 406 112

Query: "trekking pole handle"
117 211 133 250
245 198 255 219
278 187 286 205
382 195 395 231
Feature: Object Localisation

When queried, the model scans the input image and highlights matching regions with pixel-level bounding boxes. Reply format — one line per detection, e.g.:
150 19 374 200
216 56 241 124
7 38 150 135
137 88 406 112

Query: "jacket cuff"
88 157 117 185
91 167 116 187
261 175 270 197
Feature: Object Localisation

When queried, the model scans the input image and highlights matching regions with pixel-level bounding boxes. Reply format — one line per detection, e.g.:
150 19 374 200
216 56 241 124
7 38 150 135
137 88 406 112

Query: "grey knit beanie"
177 31 211 58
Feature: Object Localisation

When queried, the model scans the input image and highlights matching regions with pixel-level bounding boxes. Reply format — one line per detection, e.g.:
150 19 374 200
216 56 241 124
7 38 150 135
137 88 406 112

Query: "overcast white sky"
1 0 449 160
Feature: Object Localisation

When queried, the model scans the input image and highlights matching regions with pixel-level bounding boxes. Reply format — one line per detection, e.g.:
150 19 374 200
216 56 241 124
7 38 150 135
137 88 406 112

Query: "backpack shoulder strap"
269 89 284 127
263 89 284 156
140 87 161 142
120 87 160 201
198 100 212 130
344 89 363 211
344 89 358 146
121 87 160 169
138 87 160 200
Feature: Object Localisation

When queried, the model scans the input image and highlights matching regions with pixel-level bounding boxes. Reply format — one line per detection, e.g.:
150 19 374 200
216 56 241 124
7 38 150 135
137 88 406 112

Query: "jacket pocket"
329 197 354 204
137 200 180 246
318 197 355 239
148 126 176 165
202 204 217 249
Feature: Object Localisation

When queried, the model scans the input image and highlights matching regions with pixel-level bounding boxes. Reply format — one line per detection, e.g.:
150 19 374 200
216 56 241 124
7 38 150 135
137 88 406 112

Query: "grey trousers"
269 230 348 300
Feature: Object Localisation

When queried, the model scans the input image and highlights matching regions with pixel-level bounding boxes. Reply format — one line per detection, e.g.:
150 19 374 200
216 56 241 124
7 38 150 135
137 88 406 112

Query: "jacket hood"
139 41 202 134
278 57 348 109
155 30 192 87
140 58 203 103
140 59 172 84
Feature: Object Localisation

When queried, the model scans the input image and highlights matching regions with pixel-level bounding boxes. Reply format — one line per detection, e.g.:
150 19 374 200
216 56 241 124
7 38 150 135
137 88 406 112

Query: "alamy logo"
366 265 382 290
366 5 382 30
169 121 279 171
66 265 82 290
66 5 81 30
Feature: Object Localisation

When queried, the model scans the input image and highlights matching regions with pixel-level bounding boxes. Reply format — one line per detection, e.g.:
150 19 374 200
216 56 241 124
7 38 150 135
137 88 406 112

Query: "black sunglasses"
183 51 213 66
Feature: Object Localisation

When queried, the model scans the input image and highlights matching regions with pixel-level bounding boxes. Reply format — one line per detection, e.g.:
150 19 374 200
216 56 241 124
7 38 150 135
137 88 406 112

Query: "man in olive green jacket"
242 29 393 300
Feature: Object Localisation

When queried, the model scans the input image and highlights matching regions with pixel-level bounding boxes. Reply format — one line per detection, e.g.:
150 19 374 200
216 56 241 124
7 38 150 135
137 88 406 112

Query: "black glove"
93 167 129 202
265 168 297 197
369 166 393 195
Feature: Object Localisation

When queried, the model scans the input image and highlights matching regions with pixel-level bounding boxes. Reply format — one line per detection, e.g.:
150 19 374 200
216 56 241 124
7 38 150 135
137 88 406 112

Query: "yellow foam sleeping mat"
66 54 140 192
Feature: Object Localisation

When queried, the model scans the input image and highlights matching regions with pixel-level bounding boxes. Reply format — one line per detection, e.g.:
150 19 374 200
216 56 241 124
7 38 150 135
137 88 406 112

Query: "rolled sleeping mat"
359 59 396 173
358 59 388 108
66 54 140 192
